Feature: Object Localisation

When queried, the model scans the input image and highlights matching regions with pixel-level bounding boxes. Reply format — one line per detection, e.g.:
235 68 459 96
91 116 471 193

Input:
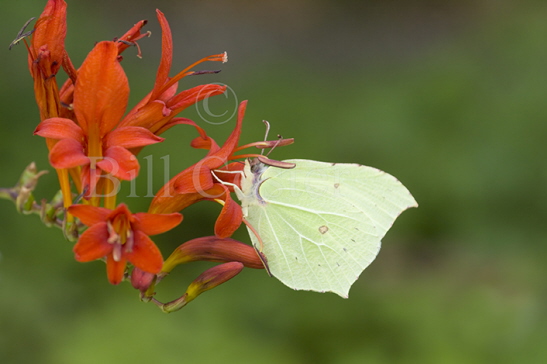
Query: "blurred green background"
1 0 546 363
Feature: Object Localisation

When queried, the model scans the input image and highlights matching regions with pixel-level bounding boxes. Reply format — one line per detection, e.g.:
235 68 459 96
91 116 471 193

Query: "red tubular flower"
28 6 226 206
119 10 227 137
69 203 182 285
56 19 150 122
27 1 149 125
148 101 294 238
148 101 249 238
34 41 163 196
27 0 67 121
23 0 76 212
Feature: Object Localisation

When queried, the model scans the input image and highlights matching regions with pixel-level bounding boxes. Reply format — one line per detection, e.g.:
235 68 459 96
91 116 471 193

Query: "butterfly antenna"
261 120 271 156
261 120 286 156
258 120 295 168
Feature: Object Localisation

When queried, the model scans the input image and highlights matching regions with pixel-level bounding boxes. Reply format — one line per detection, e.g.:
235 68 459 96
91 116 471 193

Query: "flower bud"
161 262 244 312
186 262 244 301
161 236 264 275
131 267 156 293
31 0 68 77
11 163 48 214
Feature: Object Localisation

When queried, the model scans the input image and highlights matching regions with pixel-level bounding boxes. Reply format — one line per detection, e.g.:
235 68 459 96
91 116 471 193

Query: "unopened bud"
159 262 244 313
185 262 244 303
131 267 156 295
161 236 264 275
15 163 49 213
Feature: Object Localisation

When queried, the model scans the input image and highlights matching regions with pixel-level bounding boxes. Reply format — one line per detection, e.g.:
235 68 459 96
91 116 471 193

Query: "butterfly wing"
244 159 417 298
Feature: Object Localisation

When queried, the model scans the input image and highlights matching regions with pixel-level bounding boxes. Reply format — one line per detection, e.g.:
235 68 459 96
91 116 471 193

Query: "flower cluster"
5 0 293 312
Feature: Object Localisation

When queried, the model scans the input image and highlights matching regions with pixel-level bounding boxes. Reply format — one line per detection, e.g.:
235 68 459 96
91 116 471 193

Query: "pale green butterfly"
234 157 417 298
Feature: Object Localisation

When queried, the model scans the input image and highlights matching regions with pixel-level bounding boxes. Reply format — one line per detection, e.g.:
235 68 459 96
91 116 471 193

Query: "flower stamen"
125 229 134 253
9 17 36 50
107 221 120 244
158 52 228 97
112 243 123 262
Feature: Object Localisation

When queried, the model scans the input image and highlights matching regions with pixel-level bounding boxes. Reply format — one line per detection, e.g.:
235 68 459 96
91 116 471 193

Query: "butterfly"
235 158 417 298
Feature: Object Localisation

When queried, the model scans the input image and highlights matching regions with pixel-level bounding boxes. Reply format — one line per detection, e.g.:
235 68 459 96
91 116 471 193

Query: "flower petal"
34 117 83 140
166 84 227 113
109 203 133 219
164 117 220 152
68 204 111 226
132 212 183 236
156 118 218 153
80 164 102 200
73 222 112 262
116 19 148 55
148 188 202 214
205 100 246 164
126 230 163 274
120 100 167 130
173 163 215 194
97 146 139 180
214 185 243 238
31 0 67 76
106 254 127 285
190 135 217 151
149 182 225 214
149 10 173 101
49 138 89 169
73 41 129 135
104 126 164 149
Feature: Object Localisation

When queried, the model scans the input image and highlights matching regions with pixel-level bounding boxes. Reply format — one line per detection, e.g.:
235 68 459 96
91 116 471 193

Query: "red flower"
148 101 294 238
27 0 68 121
23 0 76 210
119 10 227 138
34 41 163 196
148 101 249 238
56 17 150 122
28 6 227 203
69 203 182 285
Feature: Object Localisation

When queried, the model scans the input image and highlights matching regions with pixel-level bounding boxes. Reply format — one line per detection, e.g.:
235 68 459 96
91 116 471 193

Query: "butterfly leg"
241 217 272 275
211 169 246 200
